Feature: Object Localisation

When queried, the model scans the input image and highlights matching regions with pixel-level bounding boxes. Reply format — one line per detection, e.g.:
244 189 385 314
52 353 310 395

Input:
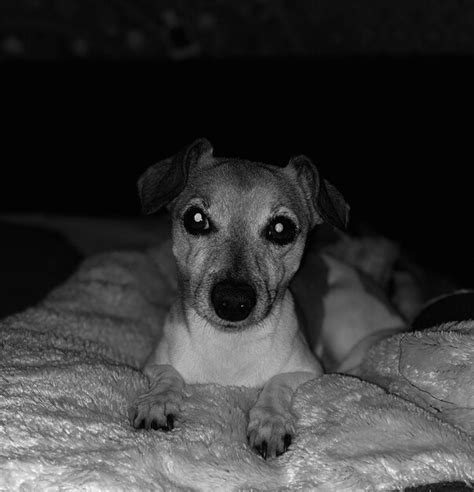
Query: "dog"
129 138 350 459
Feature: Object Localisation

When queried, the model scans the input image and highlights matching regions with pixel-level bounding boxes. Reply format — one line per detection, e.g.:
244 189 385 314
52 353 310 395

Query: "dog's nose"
211 280 257 322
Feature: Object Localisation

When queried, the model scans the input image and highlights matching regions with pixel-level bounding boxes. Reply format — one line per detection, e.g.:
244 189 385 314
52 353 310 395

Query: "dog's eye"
183 207 211 235
265 216 297 246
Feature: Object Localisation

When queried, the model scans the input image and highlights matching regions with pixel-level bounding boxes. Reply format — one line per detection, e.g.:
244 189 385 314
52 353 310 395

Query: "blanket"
1 243 473 491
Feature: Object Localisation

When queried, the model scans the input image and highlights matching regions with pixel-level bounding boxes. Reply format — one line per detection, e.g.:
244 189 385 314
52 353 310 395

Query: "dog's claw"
166 414 175 430
260 441 268 460
254 440 268 460
283 433 292 451
249 408 294 459
146 415 174 432
130 382 184 432
275 433 292 456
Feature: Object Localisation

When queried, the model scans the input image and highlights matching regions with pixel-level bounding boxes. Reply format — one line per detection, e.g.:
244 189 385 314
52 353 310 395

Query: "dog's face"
170 160 312 329
138 139 349 331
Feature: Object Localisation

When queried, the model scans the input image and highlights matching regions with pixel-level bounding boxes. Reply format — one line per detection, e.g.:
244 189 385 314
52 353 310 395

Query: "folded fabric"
348 321 474 436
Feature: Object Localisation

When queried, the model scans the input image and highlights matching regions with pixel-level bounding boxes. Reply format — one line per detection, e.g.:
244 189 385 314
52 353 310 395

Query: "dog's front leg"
248 371 316 460
129 364 185 431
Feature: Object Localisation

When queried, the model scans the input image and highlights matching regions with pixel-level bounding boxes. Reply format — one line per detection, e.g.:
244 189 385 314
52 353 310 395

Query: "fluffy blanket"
1 243 473 491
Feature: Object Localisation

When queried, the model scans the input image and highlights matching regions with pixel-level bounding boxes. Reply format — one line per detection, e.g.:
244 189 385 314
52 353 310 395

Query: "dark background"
2 58 473 287
1 0 474 289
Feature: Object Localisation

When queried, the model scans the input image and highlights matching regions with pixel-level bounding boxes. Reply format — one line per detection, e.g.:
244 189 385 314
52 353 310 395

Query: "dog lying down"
130 138 410 459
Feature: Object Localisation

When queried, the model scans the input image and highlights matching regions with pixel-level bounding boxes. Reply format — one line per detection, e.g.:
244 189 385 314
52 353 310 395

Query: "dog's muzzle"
211 280 257 322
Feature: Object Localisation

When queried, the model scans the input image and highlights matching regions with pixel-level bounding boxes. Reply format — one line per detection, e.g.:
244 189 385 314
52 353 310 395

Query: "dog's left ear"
138 138 214 214
286 155 350 230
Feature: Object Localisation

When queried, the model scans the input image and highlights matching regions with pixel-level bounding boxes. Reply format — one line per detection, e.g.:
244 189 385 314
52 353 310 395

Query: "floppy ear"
287 155 350 231
137 138 213 214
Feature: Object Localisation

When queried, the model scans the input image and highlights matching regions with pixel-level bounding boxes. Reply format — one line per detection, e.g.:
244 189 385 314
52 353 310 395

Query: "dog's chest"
169 332 288 387
154 308 313 387
152 294 321 387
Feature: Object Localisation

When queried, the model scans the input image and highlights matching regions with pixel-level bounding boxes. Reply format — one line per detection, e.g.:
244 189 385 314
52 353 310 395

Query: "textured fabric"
351 322 474 436
1 244 473 491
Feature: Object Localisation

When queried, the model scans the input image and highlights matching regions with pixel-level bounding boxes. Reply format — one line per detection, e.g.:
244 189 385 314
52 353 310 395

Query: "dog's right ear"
287 155 350 231
137 138 214 214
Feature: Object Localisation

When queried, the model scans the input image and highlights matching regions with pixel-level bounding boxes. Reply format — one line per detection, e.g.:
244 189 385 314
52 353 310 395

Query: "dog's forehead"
191 158 288 194
185 159 303 214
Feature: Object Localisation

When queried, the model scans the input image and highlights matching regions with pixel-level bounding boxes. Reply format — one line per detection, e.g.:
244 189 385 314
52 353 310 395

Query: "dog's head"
138 138 349 330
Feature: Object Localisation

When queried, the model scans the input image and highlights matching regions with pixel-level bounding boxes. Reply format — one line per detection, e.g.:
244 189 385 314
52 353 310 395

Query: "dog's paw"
247 405 295 460
129 388 183 431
